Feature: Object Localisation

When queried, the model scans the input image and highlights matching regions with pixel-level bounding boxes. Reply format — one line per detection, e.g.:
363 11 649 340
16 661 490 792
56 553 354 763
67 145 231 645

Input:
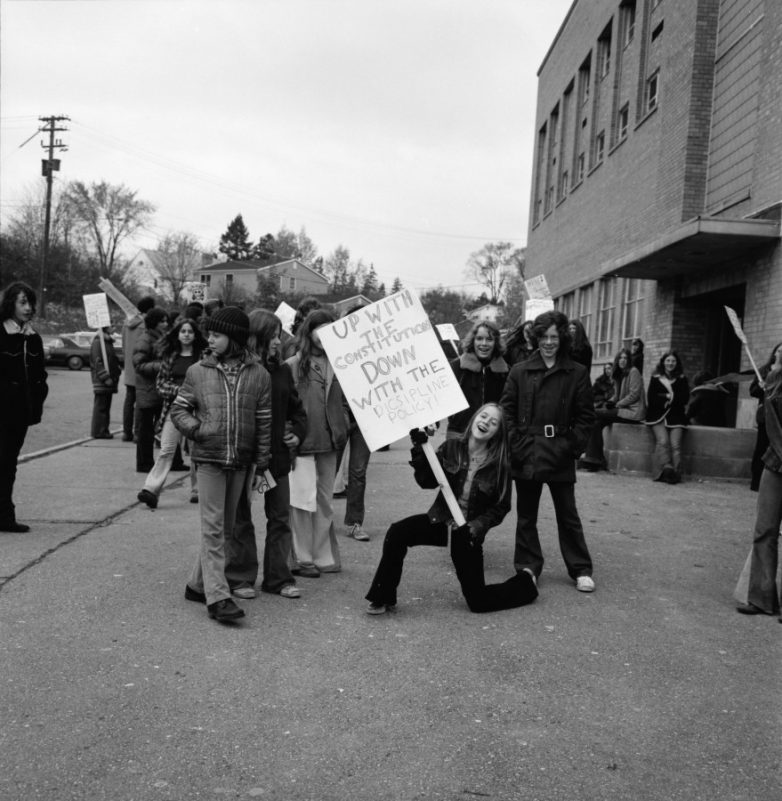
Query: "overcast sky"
0 0 573 294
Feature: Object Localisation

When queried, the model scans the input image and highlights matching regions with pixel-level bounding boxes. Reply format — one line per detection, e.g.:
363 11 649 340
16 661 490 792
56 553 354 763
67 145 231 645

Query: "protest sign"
724 306 762 382
435 323 461 357
318 288 469 451
524 297 555 321
82 292 111 370
98 278 139 319
524 274 551 300
83 293 111 329
319 288 469 525
275 301 297 334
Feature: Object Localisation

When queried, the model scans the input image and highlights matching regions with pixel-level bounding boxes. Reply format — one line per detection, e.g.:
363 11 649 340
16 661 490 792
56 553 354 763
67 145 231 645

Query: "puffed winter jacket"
410 437 511 543
447 352 509 436
615 366 646 421
0 322 48 425
132 328 164 409
644 374 690 427
169 352 272 471
90 332 121 395
500 351 595 482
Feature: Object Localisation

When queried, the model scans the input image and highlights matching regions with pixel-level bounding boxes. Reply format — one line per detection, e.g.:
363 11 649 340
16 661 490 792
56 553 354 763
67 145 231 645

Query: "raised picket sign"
724 305 762 383
318 288 469 451
83 293 111 329
275 301 297 334
98 278 140 319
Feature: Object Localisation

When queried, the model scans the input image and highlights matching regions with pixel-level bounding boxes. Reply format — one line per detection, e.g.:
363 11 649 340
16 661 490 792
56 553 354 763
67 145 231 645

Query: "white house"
194 258 330 299
127 248 211 302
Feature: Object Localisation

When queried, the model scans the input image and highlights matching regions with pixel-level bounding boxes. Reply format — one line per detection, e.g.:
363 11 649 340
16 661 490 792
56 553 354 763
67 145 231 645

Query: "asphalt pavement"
0 434 779 801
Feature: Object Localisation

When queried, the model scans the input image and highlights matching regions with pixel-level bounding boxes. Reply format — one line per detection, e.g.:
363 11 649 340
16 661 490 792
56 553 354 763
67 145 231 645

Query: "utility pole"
38 114 70 318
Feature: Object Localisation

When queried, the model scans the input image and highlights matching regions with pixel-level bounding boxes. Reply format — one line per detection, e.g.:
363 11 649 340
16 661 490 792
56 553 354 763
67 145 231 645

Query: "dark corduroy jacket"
447 352 509 436
0 323 48 425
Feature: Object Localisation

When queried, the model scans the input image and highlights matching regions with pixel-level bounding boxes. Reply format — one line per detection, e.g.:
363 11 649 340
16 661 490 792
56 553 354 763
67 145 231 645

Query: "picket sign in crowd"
2 281 780 625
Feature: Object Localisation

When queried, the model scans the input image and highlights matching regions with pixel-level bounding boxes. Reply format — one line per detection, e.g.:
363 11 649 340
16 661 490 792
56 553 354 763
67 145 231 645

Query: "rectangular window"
576 152 585 183
578 57 591 107
621 279 645 342
558 292 575 320
560 170 569 199
595 130 606 163
225 273 233 286
533 124 547 225
289 276 296 291
647 71 659 112
618 103 629 140
598 23 612 79
596 278 617 360
578 284 594 337
622 1 636 47
200 274 211 287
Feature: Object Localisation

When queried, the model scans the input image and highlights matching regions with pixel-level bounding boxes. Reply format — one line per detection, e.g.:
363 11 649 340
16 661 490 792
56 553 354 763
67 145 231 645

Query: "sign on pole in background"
724 305 762 383
523 273 554 321
275 301 297 334
318 288 469 452
97 278 139 319
189 282 206 302
83 293 111 329
435 323 461 357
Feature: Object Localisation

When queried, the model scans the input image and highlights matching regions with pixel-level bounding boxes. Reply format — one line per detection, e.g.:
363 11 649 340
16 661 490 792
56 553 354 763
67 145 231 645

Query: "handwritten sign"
275 301 297 334
524 274 552 300
83 293 111 329
318 289 469 451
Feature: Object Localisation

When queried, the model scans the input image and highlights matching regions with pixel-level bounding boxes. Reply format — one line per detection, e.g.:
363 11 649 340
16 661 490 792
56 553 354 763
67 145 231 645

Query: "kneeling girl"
365 403 538 614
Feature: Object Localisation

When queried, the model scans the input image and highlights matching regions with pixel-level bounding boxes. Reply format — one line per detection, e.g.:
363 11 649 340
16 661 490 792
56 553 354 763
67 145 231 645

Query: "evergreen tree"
218 214 253 261
391 276 403 294
360 264 379 297
253 232 277 263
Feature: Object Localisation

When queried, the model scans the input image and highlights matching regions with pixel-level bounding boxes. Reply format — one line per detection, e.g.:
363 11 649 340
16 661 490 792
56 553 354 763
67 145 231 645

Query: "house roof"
333 294 373 310
199 258 327 283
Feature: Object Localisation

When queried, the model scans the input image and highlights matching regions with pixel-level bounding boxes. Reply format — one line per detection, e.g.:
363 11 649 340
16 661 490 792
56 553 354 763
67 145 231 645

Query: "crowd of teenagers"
1 280 780 625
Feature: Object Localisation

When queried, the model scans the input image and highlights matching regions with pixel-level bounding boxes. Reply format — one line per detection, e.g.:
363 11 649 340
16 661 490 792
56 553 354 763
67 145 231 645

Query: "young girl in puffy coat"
170 307 271 624
365 403 538 615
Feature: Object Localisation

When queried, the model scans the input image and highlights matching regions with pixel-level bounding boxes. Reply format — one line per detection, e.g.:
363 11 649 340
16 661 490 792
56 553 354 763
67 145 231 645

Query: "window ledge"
587 159 604 177
634 104 658 130
608 136 627 157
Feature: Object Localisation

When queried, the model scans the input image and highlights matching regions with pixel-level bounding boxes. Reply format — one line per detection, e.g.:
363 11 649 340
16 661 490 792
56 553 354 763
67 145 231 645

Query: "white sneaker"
347 523 370 541
576 576 595 593
232 586 257 599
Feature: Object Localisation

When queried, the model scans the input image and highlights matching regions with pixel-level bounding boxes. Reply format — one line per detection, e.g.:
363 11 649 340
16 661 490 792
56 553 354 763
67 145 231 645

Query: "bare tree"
464 241 525 304
62 180 155 286
156 231 203 303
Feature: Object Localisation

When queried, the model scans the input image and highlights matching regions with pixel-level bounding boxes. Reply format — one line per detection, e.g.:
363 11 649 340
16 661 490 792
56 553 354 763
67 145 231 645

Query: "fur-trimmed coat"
447 352 509 436
645 374 690 427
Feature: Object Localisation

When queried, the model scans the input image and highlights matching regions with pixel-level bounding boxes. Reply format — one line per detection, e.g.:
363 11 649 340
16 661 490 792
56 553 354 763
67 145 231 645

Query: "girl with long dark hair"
137 318 207 508
285 309 349 577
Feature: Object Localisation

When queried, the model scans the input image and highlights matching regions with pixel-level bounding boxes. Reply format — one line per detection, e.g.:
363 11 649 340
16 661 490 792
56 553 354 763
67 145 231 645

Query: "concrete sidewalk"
1 437 779 800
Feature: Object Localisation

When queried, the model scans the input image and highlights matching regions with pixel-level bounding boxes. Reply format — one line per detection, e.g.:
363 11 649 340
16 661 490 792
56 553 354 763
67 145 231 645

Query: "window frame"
595 278 617 360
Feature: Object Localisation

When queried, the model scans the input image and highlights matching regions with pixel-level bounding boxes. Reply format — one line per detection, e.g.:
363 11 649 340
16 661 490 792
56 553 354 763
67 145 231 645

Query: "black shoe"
122 434 134 442
332 490 347 499
170 462 189 472
736 602 768 615
137 489 158 509
136 465 153 473
93 433 114 439
293 564 321 578
208 598 245 622
0 520 30 533
185 585 206 603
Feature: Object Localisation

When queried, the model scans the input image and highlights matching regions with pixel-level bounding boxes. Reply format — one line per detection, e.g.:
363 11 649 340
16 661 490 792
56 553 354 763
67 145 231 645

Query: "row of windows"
556 277 645 362
533 0 663 224
199 273 297 290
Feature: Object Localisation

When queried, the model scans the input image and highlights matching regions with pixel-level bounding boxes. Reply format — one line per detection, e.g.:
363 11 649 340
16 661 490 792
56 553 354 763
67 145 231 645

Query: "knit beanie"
206 306 250 346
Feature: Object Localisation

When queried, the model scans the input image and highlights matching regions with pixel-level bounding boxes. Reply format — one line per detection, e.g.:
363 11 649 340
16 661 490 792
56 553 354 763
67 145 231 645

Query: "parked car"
68 331 125 365
42 335 91 371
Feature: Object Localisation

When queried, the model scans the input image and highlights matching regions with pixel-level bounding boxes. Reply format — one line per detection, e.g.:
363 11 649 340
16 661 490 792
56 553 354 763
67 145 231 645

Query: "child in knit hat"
170 306 272 623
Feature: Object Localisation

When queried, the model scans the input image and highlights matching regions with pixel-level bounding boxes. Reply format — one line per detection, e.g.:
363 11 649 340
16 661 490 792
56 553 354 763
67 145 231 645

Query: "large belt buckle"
543 425 555 438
